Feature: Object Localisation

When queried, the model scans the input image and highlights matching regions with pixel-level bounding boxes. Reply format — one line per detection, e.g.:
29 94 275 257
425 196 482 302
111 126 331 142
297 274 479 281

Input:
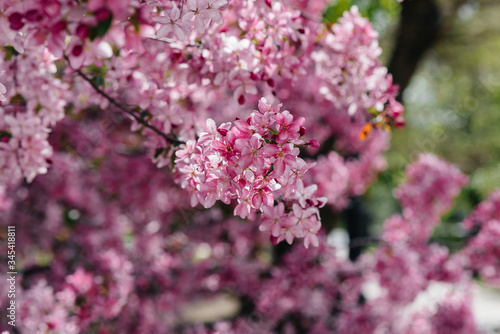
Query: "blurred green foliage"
354 1 500 245
323 0 400 30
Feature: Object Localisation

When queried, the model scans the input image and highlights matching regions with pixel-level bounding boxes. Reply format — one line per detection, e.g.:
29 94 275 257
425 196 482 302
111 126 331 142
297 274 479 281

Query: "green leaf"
323 0 352 24
140 111 152 120
154 147 164 159
0 131 12 140
129 10 141 33
10 93 26 106
89 11 113 41
2 46 19 61
35 103 43 113
170 147 177 168
94 75 104 87
268 127 279 135
265 163 274 177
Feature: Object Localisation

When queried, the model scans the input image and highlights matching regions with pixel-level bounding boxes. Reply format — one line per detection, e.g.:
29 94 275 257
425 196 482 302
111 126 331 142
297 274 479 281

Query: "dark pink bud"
25 9 43 22
95 8 111 22
72 45 84 57
170 52 182 62
265 0 272 7
270 235 279 245
238 95 245 105
51 21 67 34
395 117 405 129
217 128 228 136
298 28 305 34
250 72 259 81
306 199 314 206
76 24 90 39
316 199 326 207
0 136 9 143
308 139 320 148
8 12 24 30
267 78 275 87
299 127 306 136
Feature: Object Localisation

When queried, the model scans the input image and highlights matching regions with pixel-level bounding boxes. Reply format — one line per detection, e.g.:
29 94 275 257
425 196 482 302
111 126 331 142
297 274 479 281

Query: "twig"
64 55 184 146
147 36 203 48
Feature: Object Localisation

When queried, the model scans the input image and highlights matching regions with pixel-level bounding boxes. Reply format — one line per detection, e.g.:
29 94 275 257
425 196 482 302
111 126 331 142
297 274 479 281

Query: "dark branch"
64 55 184 146
388 0 442 100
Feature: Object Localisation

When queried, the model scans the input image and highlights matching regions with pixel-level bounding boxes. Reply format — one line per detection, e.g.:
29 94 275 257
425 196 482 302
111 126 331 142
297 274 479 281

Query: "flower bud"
238 95 245 105
308 139 320 148
25 9 43 22
217 128 228 136
72 45 84 57
395 117 405 129
8 12 24 30
51 21 67 34
95 8 111 22
76 24 90 39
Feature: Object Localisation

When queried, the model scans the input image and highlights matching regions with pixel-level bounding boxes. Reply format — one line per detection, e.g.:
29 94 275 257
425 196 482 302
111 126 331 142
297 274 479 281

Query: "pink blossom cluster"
307 151 350 210
152 0 228 40
175 98 326 248
18 250 133 334
0 133 487 334
0 0 404 212
461 190 500 285
312 6 404 125
0 0 228 62
0 45 69 195
387 153 469 243
0 111 52 184
370 155 470 306
2 1 499 333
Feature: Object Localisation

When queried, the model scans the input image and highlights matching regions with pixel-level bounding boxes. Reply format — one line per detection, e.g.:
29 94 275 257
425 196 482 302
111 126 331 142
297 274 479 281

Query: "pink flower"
291 203 318 227
294 182 318 208
303 216 321 249
212 130 237 160
153 7 193 40
234 188 252 219
277 213 301 245
235 134 264 169
261 143 298 177
259 202 287 237
203 0 227 25
275 110 305 144
250 186 273 209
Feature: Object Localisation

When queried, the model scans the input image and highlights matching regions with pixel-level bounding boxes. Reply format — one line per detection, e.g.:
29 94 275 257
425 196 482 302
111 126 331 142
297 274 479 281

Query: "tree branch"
388 0 442 100
64 56 184 146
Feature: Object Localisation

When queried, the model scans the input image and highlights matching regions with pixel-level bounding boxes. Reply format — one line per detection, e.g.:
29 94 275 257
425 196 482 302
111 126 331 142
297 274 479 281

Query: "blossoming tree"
0 0 498 333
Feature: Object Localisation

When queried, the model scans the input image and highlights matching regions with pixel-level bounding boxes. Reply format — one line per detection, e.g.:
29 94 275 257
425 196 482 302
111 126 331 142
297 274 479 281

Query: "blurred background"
323 0 500 331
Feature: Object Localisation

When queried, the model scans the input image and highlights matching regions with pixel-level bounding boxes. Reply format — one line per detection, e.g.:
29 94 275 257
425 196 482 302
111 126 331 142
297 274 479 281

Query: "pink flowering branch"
175 98 327 248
